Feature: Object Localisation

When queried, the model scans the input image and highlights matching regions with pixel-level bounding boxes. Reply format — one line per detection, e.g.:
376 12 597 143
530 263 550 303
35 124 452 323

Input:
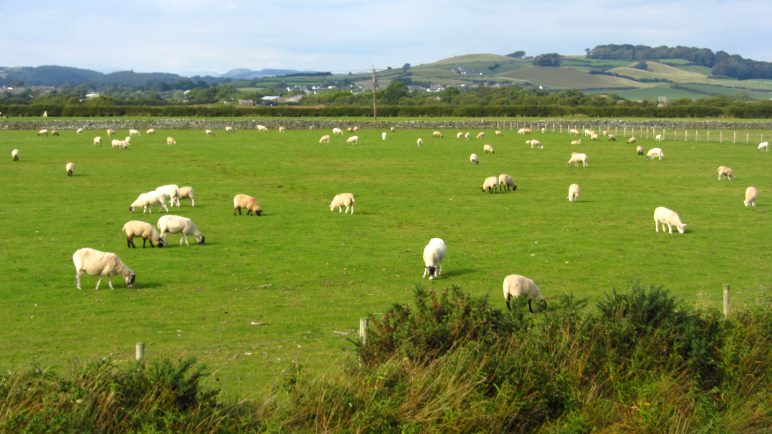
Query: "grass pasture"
0 124 770 399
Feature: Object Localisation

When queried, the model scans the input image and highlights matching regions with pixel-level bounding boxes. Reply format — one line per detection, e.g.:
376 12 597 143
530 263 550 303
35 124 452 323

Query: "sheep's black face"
157 240 164 248
127 273 136 288
256 210 262 216
426 266 437 277
198 236 205 245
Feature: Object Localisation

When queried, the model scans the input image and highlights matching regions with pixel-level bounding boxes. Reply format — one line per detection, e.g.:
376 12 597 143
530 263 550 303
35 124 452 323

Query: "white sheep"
205 129 214 136
146 128 156 135
422 238 447 280
456 132 464 139
332 127 343 136
155 184 180 207
464 132 471 140
607 134 616 141
567 152 588 167
225 126 235 132
584 129 593 137
65 162 75 176
73 247 135 290
655 134 663 142
129 129 141 137
256 124 268 132
157 215 205 246
569 128 580 136
495 130 504 136
481 175 499 193
106 128 115 136
11 149 19 161
540 127 546 134
416 138 423 147
432 130 443 138
570 139 582 145
166 136 176 145
528 139 543 149
744 186 758 207
469 153 479 165
177 186 195 207
653 206 687 234
567 183 580 202
498 174 516 191
37 129 49 136
717 165 735 181
329 193 355 214
503 274 545 313
278 126 286 133
517 127 529 135
627 137 637 144
636 145 644 155
93 136 102 146
483 144 494 154
76 127 84 134
129 191 169 214
476 132 485 139
646 147 664 160
346 136 359 145
319 134 331 144
757 141 768 152
233 193 262 216
122 220 164 248
381 132 387 141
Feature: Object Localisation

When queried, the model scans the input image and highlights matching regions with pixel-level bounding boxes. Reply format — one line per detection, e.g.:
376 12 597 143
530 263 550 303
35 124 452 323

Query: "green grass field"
1 125 770 399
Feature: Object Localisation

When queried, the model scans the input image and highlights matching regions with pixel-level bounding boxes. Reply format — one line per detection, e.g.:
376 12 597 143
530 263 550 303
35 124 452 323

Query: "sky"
1 0 771 77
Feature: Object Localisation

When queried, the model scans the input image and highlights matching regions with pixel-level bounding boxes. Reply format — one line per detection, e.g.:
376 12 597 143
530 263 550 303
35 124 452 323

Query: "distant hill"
221 68 307 79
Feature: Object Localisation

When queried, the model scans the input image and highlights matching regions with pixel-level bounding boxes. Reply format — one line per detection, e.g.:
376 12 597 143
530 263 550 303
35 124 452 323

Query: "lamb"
567 152 588 167
503 274 545 313
653 206 687 234
93 136 102 146
106 128 115 136
346 136 359 145
381 132 387 141
569 128 580 136
319 134 331 144
570 139 582 145
476 132 485 139
157 215 205 246
758 141 768 152
717 165 735 181
584 129 594 137
155 184 180 207
422 238 447 280
72 247 135 290
129 191 169 214
646 147 664 160
256 125 268 132
11 149 19 161
166 136 176 145
744 187 758 207
498 174 516 191
329 193 355 214
469 153 479 165
65 162 75 176
481 175 499 193
655 134 663 142
567 183 580 202
495 130 503 136
528 139 542 149
483 144 494 154
432 131 443 138
129 129 141 137
146 128 156 135
416 138 423 147
636 145 644 155
332 127 343 136
590 132 599 140
122 220 164 248
233 193 262 216
177 186 195 207
627 137 637 144
278 126 286 133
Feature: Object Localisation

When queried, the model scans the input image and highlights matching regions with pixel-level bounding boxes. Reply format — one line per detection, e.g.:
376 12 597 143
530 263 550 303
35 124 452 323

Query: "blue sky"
1 0 770 76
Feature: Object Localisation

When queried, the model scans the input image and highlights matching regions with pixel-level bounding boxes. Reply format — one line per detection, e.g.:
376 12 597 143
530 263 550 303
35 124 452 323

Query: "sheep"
422 238 447 280
65 162 75 176
129 129 141 137
498 173 517 191
758 141 768 152
744 186 758 207
73 247 135 290
481 175 499 193
567 183 580 202
416 138 423 147
155 184 180 207
205 129 214 136
225 126 235 132
346 135 359 145
607 134 616 141
636 145 644 155
329 193 355 214
11 149 19 161
233 193 262 216
717 165 735 181
177 186 195 207
278 126 286 133
627 137 637 144
122 220 164 248
655 134 663 142
106 128 115 136
570 139 582 145
37 128 49 136
456 132 464 139
52 130 60 136
432 130 443 138
146 128 156 135
483 144 494 154
469 153 479 165
569 128 580 136
517 127 528 135
129 191 169 214
157 215 205 246
476 132 485 139
503 274 545 313
381 132 387 141
112 138 129 149
495 130 503 136
528 139 543 149
256 124 268 132
76 127 84 134
464 132 471 140
332 127 343 136
390 126 396 132
584 129 594 137
567 152 588 167
646 147 664 160
540 127 546 134
93 136 102 146
166 136 177 145
319 134 331 144
654 206 687 234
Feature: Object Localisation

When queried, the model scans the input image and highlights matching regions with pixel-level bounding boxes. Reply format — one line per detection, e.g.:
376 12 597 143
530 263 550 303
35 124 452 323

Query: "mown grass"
0 124 770 399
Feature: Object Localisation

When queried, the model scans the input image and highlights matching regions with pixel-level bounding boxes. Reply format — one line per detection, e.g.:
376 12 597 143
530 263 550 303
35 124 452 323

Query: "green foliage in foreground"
1 286 769 432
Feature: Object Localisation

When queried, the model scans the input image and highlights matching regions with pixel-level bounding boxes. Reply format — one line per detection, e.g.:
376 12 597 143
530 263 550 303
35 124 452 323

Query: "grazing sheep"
37 129 49 136
93 136 102 146
646 147 665 160
122 220 164 248
590 132 599 140
517 127 531 135
390 126 396 132
758 141 768 152
205 129 214 136
654 206 687 234
717 165 735 181
332 127 343 136
481 175 499 193
76 127 84 134
432 130 443 138
225 126 235 132
129 191 169 214
655 134 663 142
146 128 156 135
498 174 517 191
319 134 331 144
381 132 387 141
528 139 543 149
569 128 580 136
503 274 545 313
422 238 447 280
51 130 60 136
65 162 75 176
233 193 262 216
627 137 637 144
636 145 644 155
476 132 485 139
11 149 19 161
166 136 176 145
111 138 129 149
72 247 135 290
329 193 355 214
567 152 588 167
567 183 580 202
278 126 286 133
155 184 180 207
456 132 464 139
464 132 471 140
256 124 268 132
416 138 423 147
469 153 479 165
607 134 616 141
540 127 546 134
584 129 594 137
744 187 758 207
177 186 195 207
570 139 582 145
106 128 115 136
346 136 359 145
495 130 504 136
483 144 494 154
157 215 205 246
129 129 141 137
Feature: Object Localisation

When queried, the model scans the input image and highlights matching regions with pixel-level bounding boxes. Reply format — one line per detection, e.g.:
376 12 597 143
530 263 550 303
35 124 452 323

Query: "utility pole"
371 66 377 120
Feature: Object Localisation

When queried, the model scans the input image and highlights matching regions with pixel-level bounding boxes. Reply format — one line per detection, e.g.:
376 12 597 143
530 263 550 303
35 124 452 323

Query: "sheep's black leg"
127 237 135 248
506 295 512 311
528 300 534 313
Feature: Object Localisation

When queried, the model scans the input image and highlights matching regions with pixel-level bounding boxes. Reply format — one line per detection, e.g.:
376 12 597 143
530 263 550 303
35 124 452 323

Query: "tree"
401 63 411 73
533 53 561 67
507 51 526 58
381 81 408 104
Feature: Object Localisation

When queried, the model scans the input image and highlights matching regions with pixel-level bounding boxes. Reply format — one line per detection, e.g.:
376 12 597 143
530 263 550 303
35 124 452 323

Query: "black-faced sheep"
73 247 135 290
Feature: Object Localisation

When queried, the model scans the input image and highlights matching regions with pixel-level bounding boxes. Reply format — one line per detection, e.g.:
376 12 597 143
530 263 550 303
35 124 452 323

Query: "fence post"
723 285 730 319
135 342 145 361
359 318 368 345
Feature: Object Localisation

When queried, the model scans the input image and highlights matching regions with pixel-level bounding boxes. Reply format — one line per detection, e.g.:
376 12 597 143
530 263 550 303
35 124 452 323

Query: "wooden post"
723 285 730 319
746 132 749 144
135 342 145 361
707 130 711 142
684 129 688 142
733 131 736 144
720 131 723 143
359 318 368 345
371 66 377 120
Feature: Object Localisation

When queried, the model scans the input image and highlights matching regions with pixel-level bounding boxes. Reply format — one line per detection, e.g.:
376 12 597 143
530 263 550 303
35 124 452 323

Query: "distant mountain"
221 68 305 79
0 65 199 87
